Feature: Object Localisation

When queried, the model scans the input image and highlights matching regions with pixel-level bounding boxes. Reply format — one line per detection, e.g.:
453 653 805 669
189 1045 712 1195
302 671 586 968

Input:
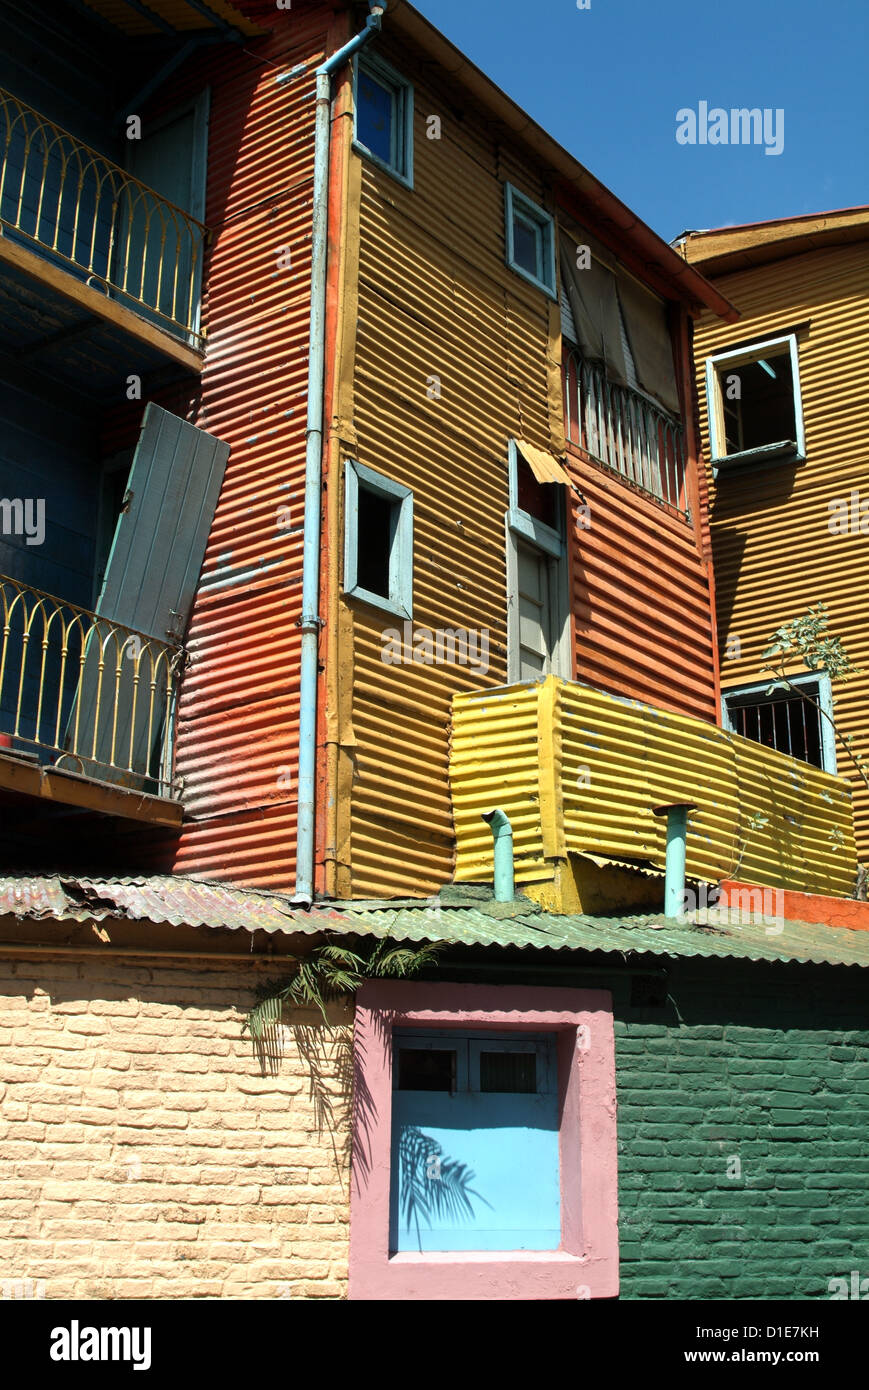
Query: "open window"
704 334 805 469
353 53 413 187
722 672 835 772
504 184 556 298
344 459 413 619
506 440 571 681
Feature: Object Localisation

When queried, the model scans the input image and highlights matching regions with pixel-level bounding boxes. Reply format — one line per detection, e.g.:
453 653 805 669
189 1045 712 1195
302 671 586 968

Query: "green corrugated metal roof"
2 874 868 970
325 899 869 970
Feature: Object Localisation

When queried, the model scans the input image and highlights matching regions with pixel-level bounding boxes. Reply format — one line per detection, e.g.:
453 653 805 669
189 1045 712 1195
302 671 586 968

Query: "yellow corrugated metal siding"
336 37 559 898
450 677 856 896
691 240 869 857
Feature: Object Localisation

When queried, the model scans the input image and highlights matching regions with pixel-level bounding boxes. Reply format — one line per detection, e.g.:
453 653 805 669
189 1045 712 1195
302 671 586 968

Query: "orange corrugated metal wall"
101 1 338 889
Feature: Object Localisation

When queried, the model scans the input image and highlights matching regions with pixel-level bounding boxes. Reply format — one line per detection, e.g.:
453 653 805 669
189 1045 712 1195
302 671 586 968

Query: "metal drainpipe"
481 809 515 903
280 3 386 906
653 802 695 917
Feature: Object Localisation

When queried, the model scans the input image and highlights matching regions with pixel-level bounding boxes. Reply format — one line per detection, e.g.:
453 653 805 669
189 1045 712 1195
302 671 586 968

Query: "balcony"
0 86 206 391
562 346 687 514
0 574 183 825
449 677 856 914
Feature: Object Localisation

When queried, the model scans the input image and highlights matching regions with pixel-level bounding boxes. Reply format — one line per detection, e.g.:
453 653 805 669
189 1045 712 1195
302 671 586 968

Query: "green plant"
243 937 441 1047
761 603 869 796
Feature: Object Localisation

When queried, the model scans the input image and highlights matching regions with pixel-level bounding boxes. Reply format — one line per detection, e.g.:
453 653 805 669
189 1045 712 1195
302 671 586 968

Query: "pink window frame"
349 981 619 1300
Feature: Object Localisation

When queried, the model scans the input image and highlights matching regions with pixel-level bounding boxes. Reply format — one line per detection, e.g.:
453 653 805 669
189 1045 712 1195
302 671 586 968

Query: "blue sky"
410 0 869 243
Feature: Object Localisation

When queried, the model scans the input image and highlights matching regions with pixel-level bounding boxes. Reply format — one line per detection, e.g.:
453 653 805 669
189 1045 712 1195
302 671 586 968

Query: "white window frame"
344 459 413 620
721 671 836 773
353 53 414 189
704 334 806 469
504 183 556 298
505 439 571 682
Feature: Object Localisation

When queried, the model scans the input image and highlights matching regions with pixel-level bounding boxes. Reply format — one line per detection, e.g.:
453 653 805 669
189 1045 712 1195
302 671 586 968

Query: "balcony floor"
0 750 183 828
0 234 201 400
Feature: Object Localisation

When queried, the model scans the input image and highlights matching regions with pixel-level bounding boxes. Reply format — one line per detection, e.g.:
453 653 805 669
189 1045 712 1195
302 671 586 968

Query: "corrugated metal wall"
332 33 720 900
691 239 869 859
98 3 335 889
563 450 718 721
451 678 856 897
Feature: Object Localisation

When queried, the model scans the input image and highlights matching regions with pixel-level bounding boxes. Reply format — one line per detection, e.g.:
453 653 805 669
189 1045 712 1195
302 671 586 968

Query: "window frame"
350 981 619 1301
344 459 413 620
504 183 557 298
506 439 571 682
352 52 414 189
721 671 836 773
704 333 806 469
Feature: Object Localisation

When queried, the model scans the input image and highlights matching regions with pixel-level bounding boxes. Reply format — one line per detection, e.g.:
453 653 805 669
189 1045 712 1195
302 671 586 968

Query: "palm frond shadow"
398 1126 492 1252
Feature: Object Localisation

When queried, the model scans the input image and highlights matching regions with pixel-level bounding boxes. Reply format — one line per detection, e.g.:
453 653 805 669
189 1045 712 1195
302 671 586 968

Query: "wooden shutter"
67 404 229 790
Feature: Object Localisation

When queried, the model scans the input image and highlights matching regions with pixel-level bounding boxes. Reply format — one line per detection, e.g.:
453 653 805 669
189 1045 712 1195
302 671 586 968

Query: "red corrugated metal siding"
565 447 719 722
94 5 334 889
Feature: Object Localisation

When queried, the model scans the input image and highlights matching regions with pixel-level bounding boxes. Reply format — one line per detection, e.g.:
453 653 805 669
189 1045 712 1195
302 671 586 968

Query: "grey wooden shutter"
67 404 229 791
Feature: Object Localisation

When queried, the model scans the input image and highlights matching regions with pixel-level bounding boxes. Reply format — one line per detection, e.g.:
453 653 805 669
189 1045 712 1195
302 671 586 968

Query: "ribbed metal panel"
344 39 553 898
335 33 724 900
450 677 855 896
565 450 718 720
133 6 332 889
691 240 869 857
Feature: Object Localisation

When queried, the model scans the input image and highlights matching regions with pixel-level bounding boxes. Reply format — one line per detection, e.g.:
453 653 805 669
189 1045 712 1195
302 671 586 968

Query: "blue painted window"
354 55 413 187
505 183 556 297
390 1029 561 1253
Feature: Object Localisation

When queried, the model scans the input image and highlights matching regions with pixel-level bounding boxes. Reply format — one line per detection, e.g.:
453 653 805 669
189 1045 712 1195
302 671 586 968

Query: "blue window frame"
344 459 413 619
504 183 556 297
390 1029 560 1253
353 54 414 187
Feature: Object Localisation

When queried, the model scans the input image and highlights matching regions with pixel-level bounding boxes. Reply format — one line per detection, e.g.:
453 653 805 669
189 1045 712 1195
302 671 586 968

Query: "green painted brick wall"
613 957 869 1300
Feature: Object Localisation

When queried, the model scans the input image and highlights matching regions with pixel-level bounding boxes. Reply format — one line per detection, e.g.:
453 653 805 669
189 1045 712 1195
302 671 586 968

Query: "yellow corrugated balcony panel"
449 677 856 912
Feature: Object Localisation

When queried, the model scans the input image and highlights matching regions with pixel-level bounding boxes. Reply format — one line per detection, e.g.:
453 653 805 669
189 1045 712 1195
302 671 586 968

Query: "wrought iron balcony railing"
0 87 206 343
0 575 183 798
563 346 687 513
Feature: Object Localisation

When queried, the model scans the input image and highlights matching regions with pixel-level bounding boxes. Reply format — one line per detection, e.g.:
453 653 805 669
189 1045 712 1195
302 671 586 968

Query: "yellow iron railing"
0 87 207 343
0 575 183 798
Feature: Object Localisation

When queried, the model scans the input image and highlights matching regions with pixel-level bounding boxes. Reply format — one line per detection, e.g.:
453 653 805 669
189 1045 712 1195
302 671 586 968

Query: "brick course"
2 952 868 1300
616 959 869 1300
0 955 351 1300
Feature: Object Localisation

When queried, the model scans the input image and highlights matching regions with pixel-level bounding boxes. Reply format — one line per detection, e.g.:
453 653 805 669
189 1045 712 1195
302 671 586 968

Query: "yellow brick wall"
0 954 353 1300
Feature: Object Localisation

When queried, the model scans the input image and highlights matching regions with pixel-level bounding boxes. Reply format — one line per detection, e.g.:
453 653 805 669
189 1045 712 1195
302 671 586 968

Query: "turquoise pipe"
482 809 515 903
659 803 691 917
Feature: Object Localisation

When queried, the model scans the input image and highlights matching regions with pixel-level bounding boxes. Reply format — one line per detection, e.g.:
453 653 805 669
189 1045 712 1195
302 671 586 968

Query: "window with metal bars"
724 680 826 769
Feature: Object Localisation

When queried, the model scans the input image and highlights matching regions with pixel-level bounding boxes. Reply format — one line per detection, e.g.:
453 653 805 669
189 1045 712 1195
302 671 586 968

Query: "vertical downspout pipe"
653 802 695 917
481 809 515 903
281 3 385 906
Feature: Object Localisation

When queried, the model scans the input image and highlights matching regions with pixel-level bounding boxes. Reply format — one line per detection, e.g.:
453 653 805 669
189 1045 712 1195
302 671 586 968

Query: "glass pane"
480 1050 537 1093
356 485 394 598
512 212 541 277
397 1048 456 1091
358 70 394 166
